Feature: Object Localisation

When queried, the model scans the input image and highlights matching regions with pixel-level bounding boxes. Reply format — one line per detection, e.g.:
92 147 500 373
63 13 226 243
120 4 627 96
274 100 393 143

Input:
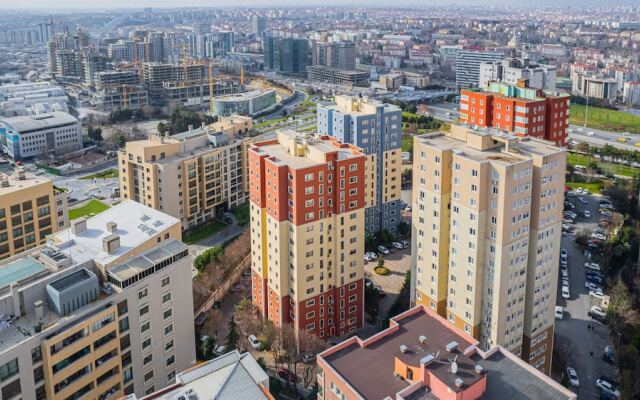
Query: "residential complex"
317 95 403 234
0 200 195 400
118 120 250 230
623 81 640 106
0 169 68 260
249 130 366 338
317 305 576 400
0 111 82 160
479 58 556 91
411 124 565 374
460 82 570 146
130 350 272 400
455 50 504 88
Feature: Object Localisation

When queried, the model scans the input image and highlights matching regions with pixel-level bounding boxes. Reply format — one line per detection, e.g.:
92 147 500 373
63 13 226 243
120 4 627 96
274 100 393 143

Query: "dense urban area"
0 3 639 400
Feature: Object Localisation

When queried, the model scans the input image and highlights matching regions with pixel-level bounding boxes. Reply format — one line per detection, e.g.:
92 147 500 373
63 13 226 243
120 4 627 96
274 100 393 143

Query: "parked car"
377 245 390 255
596 377 620 398
600 210 613 216
365 277 373 288
590 290 605 299
213 301 221 309
566 367 580 387
563 217 574 224
591 232 606 240
578 197 588 204
589 306 607 322
392 241 404 250
248 334 261 350
560 269 569 279
560 249 568 260
586 275 604 285
400 240 410 248
367 252 378 260
278 368 298 383
582 210 592 218
364 253 374 262
555 306 564 320
585 282 602 292
302 352 315 364
584 262 601 272
561 278 569 288
561 285 570 299
564 211 577 219
576 188 584 194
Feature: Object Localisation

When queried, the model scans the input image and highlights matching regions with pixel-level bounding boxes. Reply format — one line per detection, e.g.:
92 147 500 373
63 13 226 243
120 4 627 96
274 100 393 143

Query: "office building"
0 112 82 160
456 50 504 88
263 36 310 75
129 350 272 400
623 81 640 106
479 58 556 91
306 66 369 87
460 82 570 146
0 169 68 260
581 75 618 101
217 31 235 53
0 200 195 400
249 130 366 338
317 95 402 234
119 121 249 230
311 41 356 71
0 82 69 117
317 305 576 400
411 124 565 374
377 70 430 90
252 16 267 36
211 89 277 117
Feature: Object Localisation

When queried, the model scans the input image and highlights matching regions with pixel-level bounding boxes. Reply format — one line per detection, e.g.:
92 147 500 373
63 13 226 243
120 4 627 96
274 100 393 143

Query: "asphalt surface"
554 192 616 399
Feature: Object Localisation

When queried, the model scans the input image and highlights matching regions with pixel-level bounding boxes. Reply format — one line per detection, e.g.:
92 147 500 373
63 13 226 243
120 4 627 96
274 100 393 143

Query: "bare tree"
607 280 640 336
552 334 575 379
234 299 261 353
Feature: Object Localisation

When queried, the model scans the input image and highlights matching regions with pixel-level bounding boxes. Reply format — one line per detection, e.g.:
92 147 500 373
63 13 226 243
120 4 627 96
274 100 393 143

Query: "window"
163 308 173 320
161 276 170 287
166 355 175 367
165 340 174 352
144 370 154 382
0 358 19 381
139 305 149 317
140 321 151 334
162 292 171 303
164 324 174 336
142 338 152 349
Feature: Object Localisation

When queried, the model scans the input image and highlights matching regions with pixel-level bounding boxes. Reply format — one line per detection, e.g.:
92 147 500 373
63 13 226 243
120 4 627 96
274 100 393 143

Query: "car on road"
600 209 613 216
392 241 404 250
377 245 390 255
561 285 570 299
589 306 607 322
560 249 568 260
581 210 592 218
584 262 601 272
596 377 621 398
248 334 261 350
585 282 602 292
566 367 580 387
555 306 564 320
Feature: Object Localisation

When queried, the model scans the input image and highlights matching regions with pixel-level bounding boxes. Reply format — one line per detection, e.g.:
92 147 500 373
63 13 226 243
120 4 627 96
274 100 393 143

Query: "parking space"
556 191 616 399
364 246 412 317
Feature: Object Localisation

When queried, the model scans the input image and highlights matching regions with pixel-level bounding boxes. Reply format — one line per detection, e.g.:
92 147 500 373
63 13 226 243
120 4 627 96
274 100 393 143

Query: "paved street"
554 192 616 399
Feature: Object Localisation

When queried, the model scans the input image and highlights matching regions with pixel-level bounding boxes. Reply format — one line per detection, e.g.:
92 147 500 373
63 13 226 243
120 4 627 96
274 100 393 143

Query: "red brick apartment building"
317 305 577 400
249 130 366 339
460 81 570 146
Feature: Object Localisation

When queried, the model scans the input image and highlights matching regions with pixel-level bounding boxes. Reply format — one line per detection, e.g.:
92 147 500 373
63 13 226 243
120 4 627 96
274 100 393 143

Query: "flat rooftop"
0 256 47 290
48 268 94 292
108 239 187 283
322 308 476 400
215 88 275 102
0 111 77 133
0 170 52 197
50 200 180 267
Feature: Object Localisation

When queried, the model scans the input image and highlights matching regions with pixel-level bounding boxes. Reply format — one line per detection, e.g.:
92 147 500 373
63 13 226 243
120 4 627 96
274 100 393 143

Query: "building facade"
249 130 366 339
0 169 68 260
410 124 565 374
479 58 557 91
211 89 277 117
263 36 310 75
119 121 249 230
456 50 504 88
460 82 570 146
317 96 403 234
623 81 640 106
306 66 369 87
0 200 195 400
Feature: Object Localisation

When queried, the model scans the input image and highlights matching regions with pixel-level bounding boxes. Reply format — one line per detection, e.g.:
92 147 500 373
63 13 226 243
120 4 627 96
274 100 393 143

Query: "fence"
195 254 251 319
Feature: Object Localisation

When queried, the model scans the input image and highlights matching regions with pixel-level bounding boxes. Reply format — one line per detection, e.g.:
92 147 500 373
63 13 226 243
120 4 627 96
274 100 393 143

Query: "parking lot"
555 190 616 399
364 245 412 318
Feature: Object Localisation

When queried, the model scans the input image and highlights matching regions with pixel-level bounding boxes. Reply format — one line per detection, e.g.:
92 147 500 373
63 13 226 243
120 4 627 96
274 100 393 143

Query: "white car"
585 282 602 291
377 245 390 255
214 345 226 355
596 378 621 398
561 285 570 299
555 306 564 320
590 290 605 299
576 188 584 194
564 211 577 219
560 249 568 260
248 335 261 350
578 197 588 204
566 367 580 387
364 253 373 262
589 306 607 320
560 269 568 279
584 262 601 272
392 241 404 250
591 232 606 240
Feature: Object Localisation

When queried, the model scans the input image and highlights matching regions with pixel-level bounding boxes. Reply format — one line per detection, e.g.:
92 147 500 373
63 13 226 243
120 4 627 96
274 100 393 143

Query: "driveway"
554 192 615 399
365 247 411 318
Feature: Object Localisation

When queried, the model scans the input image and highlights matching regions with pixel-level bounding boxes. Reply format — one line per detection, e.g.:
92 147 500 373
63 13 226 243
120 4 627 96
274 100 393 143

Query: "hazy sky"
0 0 637 10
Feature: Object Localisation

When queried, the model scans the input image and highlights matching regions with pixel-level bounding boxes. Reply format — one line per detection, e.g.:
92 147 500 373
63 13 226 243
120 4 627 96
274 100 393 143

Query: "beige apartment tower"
411 124 565 374
119 117 251 230
0 169 68 261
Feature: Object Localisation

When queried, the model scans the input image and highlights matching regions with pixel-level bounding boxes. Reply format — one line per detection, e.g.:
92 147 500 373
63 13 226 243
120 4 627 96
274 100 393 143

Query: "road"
554 192 615 399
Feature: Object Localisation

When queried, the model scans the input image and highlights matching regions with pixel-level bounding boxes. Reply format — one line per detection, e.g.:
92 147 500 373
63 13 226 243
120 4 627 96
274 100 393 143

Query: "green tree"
157 122 168 134
377 257 385 269
115 135 126 148
575 141 590 153
87 126 103 142
235 203 250 225
225 317 240 350
202 336 215 360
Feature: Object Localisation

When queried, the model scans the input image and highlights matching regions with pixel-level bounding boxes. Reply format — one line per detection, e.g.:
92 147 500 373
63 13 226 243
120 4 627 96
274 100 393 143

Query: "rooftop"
214 88 275 102
50 200 180 267
0 256 47 290
0 111 77 133
0 170 53 197
108 239 188 283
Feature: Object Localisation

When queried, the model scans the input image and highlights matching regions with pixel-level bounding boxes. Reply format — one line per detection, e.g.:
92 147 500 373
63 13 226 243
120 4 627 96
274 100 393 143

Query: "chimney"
474 364 485 375
400 345 408 353
454 378 464 388
102 234 120 254
107 221 117 234
34 300 44 320
0 176 9 187
14 168 25 180
418 335 427 344
71 218 87 235
446 341 458 352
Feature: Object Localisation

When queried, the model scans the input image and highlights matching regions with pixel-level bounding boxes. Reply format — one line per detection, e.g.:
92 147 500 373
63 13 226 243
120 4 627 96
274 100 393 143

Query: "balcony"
93 331 117 350
52 346 91 375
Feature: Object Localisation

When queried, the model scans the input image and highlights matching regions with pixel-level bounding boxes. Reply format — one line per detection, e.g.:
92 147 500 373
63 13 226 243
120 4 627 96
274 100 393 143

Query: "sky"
0 0 636 10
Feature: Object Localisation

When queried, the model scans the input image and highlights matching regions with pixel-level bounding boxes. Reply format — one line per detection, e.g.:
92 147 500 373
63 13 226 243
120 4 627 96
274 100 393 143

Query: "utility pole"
584 95 589 128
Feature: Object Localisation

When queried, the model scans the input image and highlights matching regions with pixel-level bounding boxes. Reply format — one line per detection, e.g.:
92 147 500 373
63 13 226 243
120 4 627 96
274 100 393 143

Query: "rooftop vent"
102 234 120 254
446 341 458 352
400 345 408 354
419 354 434 366
71 217 87 235
454 378 464 388
107 221 117 234
475 364 485 375
14 168 25 180
0 177 9 187
418 335 427 344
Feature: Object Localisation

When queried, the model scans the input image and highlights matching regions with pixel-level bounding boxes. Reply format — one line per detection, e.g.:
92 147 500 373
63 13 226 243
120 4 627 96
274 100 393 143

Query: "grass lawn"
567 152 640 177
69 199 110 220
570 104 640 134
182 220 227 244
80 169 119 180
566 181 603 194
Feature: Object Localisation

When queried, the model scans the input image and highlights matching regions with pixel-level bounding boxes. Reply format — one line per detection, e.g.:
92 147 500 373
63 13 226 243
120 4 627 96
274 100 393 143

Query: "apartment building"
455 50 504 88
317 95 402 234
479 58 556 91
0 200 195 400
249 130 366 339
0 169 68 260
411 124 565 374
119 121 249 230
460 82 570 146
317 305 576 400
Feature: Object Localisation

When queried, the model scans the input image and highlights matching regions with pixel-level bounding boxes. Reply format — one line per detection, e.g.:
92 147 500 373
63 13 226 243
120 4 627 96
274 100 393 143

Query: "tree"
552 335 575 381
157 122 168 135
575 141 590 153
281 109 288 117
235 299 261 352
377 257 385 269
235 203 250 225
87 126 103 143
202 336 215 360
607 280 640 336
225 317 240 350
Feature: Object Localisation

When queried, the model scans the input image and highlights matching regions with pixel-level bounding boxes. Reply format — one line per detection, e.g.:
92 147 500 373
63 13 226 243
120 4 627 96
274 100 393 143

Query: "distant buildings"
211 89 277 117
318 305 577 400
317 95 402 234
306 66 369 87
311 41 356 71
411 124 565 374
0 82 69 117
623 82 640 106
377 70 430 90
580 75 618 101
252 15 267 36
249 131 366 338
119 119 250 230
456 50 504 88
479 58 557 91
460 82 570 146
263 36 310 75
0 169 68 260
0 111 82 160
